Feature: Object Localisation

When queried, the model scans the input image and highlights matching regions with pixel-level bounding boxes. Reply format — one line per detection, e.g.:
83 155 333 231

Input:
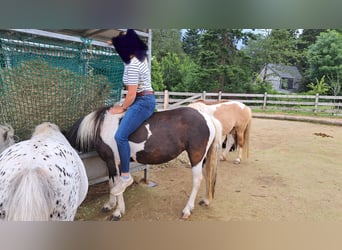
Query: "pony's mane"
69 106 111 152
93 106 110 139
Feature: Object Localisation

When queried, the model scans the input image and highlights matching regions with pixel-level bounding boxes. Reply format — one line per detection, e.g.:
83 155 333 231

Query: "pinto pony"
66 106 221 220
189 100 252 164
0 122 88 221
0 124 15 153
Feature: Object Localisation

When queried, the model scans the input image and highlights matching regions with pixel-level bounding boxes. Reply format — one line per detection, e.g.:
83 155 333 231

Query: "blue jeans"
114 94 156 173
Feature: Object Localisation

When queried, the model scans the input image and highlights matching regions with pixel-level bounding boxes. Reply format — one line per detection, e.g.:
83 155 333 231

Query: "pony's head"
31 122 68 145
0 124 15 153
32 122 60 137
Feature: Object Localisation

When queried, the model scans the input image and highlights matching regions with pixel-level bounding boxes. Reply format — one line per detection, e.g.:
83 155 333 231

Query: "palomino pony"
189 99 252 164
66 106 221 220
0 124 15 153
0 122 88 221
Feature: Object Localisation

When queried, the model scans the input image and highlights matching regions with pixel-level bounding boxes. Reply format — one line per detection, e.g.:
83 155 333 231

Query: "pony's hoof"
233 159 241 164
110 215 122 221
102 207 111 213
181 212 191 220
198 199 209 207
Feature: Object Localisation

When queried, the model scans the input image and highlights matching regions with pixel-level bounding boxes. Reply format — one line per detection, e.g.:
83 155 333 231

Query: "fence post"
163 90 169 110
314 93 319 114
218 91 222 101
202 91 207 100
262 92 268 110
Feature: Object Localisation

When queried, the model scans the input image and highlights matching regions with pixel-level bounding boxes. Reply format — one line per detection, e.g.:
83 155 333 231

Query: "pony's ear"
3 131 8 141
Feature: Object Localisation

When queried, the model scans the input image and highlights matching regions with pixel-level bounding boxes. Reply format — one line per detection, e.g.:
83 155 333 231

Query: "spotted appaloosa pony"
0 124 15 153
0 122 88 221
66 106 221 220
189 100 252 164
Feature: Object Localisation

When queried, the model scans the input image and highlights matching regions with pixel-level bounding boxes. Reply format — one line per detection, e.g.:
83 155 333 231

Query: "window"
281 78 294 89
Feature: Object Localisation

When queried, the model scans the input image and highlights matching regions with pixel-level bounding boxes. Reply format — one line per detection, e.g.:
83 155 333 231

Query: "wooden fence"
84 90 342 186
147 91 342 116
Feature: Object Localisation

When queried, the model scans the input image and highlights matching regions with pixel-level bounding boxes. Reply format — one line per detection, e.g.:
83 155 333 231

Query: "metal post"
144 165 149 182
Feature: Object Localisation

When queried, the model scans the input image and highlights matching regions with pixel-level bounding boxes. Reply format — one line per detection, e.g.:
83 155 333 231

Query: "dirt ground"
75 117 342 221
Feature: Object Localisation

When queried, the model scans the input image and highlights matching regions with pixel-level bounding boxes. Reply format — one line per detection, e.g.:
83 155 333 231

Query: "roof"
45 29 149 43
267 64 302 79
9 29 150 48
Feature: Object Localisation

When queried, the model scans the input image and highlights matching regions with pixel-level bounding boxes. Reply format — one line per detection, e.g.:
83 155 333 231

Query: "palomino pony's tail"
204 117 222 200
5 168 54 221
243 111 252 159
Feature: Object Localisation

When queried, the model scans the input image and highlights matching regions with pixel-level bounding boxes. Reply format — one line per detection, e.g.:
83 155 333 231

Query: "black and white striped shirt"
123 57 153 93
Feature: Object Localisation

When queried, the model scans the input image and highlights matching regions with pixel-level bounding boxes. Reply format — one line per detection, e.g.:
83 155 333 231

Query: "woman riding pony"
108 29 156 195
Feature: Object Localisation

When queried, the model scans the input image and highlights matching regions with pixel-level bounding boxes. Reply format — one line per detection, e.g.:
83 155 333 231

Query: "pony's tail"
205 118 222 200
243 113 252 159
5 168 54 221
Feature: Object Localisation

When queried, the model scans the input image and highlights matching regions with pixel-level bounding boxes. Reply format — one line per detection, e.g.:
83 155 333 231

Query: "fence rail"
145 91 342 116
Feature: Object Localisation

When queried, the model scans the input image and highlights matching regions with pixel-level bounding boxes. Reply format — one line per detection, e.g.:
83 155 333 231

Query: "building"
256 64 303 93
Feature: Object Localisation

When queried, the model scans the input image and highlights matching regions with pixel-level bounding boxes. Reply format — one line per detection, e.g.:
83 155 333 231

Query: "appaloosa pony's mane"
66 106 221 220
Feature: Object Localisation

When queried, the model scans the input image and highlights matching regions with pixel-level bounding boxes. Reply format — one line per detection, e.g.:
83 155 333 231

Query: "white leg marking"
182 163 203 219
107 178 126 221
112 194 125 220
221 134 235 161
234 146 242 164
103 179 117 211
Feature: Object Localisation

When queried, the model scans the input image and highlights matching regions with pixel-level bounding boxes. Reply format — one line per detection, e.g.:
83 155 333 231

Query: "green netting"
0 30 124 141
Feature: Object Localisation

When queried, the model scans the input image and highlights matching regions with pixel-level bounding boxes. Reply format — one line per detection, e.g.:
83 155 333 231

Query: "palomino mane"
193 99 230 105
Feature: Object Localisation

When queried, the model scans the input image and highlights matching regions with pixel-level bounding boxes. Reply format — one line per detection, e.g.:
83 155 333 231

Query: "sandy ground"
75 117 342 221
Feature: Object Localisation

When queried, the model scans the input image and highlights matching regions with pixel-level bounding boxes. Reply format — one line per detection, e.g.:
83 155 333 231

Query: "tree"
268 29 299 65
152 29 185 61
307 75 329 95
182 29 202 59
243 29 300 84
240 33 266 73
329 76 341 97
160 52 183 91
296 29 327 89
172 56 201 92
151 56 166 91
297 29 327 51
195 29 249 92
307 30 342 94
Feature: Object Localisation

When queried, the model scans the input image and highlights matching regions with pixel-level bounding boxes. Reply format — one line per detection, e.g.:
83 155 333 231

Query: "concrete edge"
252 113 342 126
